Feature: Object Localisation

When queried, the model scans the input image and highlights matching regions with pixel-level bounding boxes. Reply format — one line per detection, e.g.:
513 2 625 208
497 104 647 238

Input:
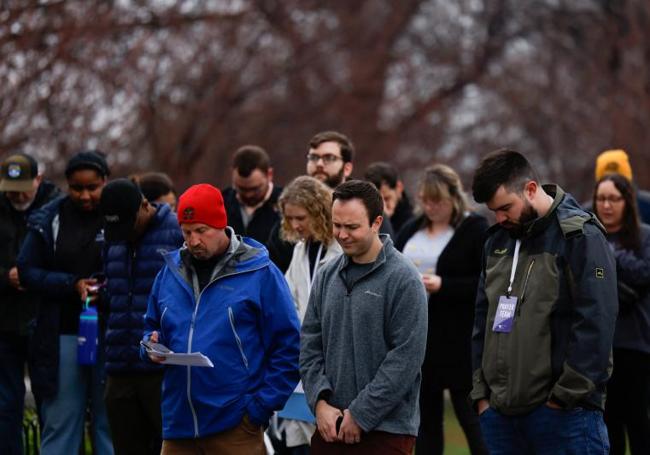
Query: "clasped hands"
315 400 362 444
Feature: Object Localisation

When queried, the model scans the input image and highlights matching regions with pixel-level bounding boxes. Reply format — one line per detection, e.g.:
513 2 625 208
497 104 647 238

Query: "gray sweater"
300 235 428 436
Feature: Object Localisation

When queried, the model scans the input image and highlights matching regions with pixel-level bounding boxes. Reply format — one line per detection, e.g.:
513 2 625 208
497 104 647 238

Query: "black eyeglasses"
306 153 342 164
595 195 624 204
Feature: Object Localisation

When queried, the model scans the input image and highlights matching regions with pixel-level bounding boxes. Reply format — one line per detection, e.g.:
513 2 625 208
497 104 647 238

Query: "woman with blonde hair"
396 163 488 455
280 176 343 321
272 176 342 454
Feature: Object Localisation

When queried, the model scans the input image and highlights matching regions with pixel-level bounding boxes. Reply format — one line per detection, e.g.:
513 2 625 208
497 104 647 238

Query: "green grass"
441 399 471 455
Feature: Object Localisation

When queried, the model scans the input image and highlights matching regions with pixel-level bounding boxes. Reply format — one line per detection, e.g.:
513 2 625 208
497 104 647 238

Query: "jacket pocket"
228 307 249 370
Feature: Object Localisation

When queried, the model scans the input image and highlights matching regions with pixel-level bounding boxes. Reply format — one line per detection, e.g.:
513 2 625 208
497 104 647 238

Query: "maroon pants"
311 430 415 455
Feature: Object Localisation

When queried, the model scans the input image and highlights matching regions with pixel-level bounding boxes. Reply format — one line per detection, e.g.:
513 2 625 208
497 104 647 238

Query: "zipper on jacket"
516 259 535 316
228 307 249 369
159 307 168 339
182 262 266 438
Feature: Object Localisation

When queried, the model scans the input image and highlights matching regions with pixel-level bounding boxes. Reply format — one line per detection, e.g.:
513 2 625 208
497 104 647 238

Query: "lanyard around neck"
507 239 521 296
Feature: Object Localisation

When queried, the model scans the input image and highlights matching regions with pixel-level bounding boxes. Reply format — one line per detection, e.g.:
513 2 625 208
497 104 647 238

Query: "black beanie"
65 150 110 178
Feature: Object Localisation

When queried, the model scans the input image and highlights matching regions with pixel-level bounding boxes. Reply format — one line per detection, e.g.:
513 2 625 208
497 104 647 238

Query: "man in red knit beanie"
141 183 300 455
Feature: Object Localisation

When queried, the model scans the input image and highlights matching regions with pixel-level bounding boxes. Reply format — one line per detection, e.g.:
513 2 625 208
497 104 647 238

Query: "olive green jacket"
470 185 618 414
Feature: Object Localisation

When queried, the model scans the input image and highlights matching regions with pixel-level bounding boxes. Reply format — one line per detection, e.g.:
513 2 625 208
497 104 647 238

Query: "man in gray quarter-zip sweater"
470 149 617 455
300 180 428 455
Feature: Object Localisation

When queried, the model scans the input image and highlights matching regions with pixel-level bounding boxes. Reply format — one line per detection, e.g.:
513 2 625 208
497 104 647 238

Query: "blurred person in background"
364 161 413 234
222 145 282 246
17 151 113 455
134 171 177 211
593 173 650 455
395 164 488 455
268 131 395 272
272 176 343 454
99 178 183 455
0 152 59 455
589 149 650 224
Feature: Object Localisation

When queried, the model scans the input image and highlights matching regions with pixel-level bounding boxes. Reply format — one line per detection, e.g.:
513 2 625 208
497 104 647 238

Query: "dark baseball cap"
0 153 38 192
100 179 143 242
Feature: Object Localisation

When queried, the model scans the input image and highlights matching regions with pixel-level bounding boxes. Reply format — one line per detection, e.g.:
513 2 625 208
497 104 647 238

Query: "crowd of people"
0 132 648 455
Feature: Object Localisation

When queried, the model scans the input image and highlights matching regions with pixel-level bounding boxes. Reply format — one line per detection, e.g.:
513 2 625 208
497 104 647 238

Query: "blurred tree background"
1 0 649 199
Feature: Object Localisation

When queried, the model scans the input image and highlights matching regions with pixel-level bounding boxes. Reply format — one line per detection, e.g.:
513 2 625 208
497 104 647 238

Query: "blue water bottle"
77 297 98 365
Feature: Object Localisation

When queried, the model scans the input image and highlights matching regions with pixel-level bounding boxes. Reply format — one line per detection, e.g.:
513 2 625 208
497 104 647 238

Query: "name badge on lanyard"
492 239 521 334
493 295 518 333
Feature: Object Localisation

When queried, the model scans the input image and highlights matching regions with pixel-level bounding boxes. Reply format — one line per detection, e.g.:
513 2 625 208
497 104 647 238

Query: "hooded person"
140 183 300 455
99 178 183 455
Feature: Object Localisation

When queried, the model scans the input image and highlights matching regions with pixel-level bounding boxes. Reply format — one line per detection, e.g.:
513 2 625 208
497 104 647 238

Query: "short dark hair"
472 149 539 203
309 131 354 163
364 162 399 189
332 180 383 225
135 172 176 201
232 145 270 177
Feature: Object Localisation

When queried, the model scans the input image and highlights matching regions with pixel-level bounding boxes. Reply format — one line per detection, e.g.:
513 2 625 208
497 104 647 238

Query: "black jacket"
222 185 283 246
0 181 60 335
391 192 414 235
395 212 488 388
18 196 105 399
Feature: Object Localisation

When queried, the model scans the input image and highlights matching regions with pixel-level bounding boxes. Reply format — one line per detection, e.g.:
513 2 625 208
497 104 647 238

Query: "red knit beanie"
177 184 227 229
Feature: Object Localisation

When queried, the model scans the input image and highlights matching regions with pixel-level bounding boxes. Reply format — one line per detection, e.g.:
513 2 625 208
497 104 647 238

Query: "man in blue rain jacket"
141 183 300 454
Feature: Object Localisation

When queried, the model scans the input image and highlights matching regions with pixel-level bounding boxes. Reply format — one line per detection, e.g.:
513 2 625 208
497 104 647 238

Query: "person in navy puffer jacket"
141 183 300 455
100 179 183 455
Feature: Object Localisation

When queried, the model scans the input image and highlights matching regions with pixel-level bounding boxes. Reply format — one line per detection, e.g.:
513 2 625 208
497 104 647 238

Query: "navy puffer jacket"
104 203 183 374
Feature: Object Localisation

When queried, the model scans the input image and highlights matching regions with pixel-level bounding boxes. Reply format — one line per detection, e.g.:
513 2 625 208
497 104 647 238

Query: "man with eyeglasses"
222 145 283 246
268 132 395 272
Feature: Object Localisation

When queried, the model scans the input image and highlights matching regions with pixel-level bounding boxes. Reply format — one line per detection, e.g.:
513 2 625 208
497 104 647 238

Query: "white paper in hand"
141 340 214 367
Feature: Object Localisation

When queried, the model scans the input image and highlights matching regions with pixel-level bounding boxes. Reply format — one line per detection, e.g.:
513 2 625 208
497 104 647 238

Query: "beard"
503 202 539 239
319 167 345 189
9 199 33 211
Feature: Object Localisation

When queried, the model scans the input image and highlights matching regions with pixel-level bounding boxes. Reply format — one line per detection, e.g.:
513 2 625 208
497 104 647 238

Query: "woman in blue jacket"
18 151 113 455
593 173 650 455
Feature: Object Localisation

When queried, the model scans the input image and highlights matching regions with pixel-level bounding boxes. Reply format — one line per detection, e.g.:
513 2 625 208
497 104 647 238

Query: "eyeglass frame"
595 195 625 204
306 153 343 164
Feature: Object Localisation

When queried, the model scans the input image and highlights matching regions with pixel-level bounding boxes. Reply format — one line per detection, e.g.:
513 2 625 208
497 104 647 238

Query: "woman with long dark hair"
396 164 488 455
593 173 650 455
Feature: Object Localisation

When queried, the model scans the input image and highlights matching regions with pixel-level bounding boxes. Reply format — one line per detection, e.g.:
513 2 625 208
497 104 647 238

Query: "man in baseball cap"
0 152 60 454
141 183 300 454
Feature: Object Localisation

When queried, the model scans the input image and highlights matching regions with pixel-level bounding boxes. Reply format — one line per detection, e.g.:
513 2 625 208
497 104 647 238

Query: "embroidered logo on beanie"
177 184 227 229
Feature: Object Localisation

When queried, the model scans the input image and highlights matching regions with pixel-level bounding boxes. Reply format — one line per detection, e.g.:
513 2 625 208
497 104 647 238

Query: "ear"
523 180 538 201
267 167 274 182
34 175 43 186
343 162 353 178
396 180 404 195
371 214 383 232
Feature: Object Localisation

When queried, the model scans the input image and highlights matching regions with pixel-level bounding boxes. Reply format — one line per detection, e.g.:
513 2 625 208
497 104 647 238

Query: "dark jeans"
605 348 650 455
104 373 164 455
416 383 487 455
311 430 415 455
0 334 29 455
479 403 609 454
